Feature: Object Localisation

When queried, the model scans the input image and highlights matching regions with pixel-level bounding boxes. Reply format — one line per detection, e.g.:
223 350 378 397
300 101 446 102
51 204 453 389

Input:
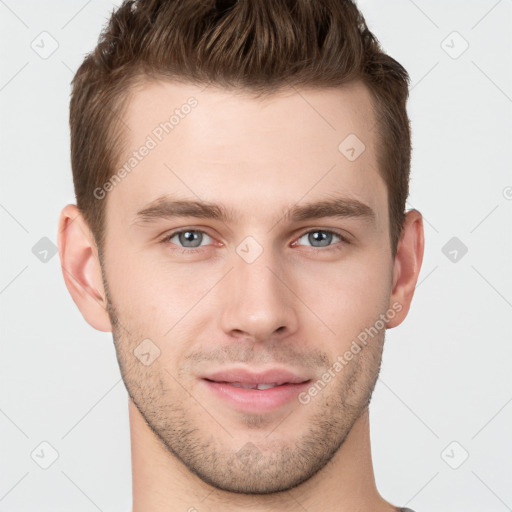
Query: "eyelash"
159 228 350 254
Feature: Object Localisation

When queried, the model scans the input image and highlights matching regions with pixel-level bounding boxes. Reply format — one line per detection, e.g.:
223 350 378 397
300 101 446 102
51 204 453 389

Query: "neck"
129 400 397 512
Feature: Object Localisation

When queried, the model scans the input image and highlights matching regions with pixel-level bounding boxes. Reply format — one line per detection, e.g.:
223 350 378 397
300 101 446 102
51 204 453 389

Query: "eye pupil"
179 230 202 247
309 231 332 247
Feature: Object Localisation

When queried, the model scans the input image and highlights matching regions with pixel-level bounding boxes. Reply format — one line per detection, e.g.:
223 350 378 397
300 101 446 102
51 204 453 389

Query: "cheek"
293 252 392 342
107 252 223 335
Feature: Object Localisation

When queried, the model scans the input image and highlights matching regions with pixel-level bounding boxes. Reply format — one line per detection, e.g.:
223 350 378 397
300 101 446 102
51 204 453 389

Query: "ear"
387 209 425 329
57 204 112 332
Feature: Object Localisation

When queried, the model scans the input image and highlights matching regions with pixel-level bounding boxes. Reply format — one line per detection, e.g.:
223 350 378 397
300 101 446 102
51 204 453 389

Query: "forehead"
123 79 377 150
107 79 386 227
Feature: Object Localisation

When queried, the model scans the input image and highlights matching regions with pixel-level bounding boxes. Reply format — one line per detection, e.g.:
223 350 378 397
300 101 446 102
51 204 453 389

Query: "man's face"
101 80 395 493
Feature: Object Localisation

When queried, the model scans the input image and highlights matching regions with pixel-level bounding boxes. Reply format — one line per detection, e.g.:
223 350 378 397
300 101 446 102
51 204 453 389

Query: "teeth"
256 383 278 390
228 382 280 390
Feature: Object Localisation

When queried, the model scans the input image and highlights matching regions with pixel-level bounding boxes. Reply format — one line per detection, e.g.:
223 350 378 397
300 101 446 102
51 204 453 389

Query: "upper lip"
202 368 311 386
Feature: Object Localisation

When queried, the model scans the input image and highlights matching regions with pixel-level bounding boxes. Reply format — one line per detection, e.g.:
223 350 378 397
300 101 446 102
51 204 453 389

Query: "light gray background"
1 1 511 511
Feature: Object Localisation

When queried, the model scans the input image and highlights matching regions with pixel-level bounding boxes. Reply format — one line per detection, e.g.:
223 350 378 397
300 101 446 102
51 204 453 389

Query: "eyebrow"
133 194 376 226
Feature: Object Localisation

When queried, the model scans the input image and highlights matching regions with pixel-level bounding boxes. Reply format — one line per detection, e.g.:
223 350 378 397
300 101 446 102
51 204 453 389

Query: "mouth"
203 379 310 390
200 368 312 413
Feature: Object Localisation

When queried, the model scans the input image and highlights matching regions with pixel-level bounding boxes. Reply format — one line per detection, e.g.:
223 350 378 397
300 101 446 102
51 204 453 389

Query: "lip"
201 367 311 413
202 368 310 386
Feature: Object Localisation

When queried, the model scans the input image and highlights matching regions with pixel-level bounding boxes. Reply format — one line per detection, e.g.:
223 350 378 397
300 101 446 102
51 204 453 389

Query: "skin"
58 79 424 512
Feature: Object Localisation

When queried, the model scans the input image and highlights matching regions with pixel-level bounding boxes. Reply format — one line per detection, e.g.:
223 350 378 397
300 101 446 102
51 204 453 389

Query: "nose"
218 246 299 343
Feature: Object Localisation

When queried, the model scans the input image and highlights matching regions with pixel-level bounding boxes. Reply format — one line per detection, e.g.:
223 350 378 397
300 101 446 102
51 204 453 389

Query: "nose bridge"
218 238 298 341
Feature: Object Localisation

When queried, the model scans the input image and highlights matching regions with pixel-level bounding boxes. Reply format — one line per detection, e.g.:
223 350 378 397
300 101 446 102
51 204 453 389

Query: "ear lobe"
57 204 113 332
387 209 425 329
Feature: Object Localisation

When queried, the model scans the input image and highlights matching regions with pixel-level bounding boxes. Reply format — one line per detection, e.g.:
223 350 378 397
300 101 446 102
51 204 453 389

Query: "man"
58 0 424 510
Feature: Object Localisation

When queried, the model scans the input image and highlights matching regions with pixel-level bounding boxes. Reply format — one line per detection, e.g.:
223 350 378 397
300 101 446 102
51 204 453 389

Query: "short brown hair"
69 0 411 257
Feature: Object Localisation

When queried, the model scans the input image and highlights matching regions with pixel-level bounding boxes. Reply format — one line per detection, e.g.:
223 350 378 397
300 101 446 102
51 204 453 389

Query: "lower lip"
202 379 311 413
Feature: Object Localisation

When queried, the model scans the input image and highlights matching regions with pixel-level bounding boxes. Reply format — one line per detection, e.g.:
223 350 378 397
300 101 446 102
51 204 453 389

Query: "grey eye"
297 230 341 248
170 230 212 248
